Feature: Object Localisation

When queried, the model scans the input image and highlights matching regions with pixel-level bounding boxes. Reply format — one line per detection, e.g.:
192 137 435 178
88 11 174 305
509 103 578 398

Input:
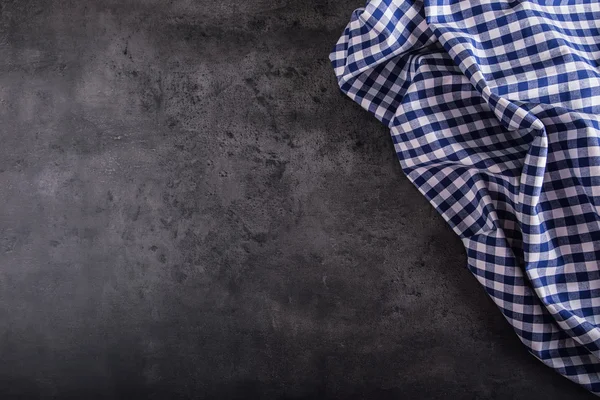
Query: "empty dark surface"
0 0 595 399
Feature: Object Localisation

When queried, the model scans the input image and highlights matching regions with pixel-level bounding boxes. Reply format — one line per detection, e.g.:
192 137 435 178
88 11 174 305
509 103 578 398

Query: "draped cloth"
330 0 600 394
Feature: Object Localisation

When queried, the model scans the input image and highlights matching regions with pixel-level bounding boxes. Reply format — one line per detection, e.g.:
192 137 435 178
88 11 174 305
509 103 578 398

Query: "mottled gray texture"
0 0 594 399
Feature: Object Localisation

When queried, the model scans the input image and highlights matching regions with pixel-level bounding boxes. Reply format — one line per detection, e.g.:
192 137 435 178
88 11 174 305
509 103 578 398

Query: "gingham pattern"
331 0 600 394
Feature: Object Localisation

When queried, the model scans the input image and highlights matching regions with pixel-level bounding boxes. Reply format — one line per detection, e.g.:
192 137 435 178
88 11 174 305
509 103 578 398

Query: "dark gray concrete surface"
0 0 595 399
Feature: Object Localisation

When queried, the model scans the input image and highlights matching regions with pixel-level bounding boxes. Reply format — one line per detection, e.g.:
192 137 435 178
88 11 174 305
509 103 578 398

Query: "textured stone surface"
0 0 594 398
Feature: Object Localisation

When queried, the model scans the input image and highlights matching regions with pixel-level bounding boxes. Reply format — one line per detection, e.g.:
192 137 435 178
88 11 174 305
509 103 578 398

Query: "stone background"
0 0 594 398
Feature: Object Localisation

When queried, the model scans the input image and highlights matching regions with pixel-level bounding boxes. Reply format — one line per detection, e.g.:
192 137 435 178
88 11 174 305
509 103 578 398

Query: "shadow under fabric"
330 0 600 394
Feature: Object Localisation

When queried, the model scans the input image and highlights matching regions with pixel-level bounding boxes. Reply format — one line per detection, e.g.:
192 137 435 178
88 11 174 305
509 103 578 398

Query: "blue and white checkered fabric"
331 0 600 394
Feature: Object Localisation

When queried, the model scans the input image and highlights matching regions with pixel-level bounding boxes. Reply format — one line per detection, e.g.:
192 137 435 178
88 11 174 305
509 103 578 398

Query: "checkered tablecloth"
331 0 600 394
